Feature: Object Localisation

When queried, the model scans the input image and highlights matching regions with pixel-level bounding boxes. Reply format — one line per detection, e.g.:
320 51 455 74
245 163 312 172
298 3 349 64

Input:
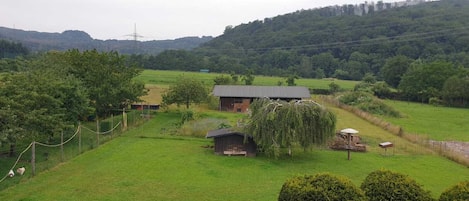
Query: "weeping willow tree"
244 98 336 158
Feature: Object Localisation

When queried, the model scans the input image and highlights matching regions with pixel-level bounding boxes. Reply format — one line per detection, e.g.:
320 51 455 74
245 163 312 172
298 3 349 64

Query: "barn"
206 129 257 157
212 85 311 113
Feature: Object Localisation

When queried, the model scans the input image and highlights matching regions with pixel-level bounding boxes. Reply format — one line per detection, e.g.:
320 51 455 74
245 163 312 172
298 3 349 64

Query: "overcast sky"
1 0 400 41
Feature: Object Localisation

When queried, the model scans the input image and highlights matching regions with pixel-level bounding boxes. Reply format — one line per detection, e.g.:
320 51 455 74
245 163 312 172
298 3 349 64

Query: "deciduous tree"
244 98 336 157
162 76 208 109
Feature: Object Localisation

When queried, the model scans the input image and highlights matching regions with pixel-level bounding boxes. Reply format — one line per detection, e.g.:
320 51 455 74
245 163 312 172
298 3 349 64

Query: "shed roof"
206 129 251 138
212 85 310 99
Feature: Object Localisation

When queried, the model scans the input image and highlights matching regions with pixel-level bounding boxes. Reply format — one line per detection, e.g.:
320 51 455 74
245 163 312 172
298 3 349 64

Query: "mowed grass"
136 70 358 90
382 100 469 141
1 108 469 200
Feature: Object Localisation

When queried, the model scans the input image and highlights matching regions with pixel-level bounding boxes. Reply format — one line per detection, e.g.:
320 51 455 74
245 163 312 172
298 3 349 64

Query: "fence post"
61 131 64 162
78 123 82 154
96 115 100 147
31 142 36 177
111 114 114 139
122 108 127 131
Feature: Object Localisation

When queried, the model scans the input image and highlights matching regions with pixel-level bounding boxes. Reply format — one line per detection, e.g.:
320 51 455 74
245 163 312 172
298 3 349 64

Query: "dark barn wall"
219 97 252 113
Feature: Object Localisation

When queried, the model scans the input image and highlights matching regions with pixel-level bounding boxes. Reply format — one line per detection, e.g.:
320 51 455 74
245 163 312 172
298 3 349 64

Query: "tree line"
0 50 146 156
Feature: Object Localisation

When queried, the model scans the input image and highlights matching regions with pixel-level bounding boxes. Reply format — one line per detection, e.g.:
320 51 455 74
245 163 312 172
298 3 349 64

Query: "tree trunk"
9 143 16 157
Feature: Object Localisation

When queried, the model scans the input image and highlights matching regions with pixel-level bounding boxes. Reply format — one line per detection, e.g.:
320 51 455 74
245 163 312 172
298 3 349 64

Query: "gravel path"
429 140 469 159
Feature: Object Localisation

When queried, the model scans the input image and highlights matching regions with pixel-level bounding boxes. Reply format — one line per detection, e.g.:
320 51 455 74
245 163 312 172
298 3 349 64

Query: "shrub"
361 169 434 201
439 180 469 201
278 173 367 201
337 91 401 117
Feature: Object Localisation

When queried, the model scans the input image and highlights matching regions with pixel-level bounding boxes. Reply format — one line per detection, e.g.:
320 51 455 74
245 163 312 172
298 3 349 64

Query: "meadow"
382 100 469 141
2 69 469 200
136 70 358 90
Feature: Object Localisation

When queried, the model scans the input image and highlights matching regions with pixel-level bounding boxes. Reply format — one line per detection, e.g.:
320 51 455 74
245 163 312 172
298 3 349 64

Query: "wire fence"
0 110 150 190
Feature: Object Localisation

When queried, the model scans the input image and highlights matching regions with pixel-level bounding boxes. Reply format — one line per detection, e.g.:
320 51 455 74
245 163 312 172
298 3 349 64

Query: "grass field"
136 70 359 90
382 100 469 141
1 106 469 200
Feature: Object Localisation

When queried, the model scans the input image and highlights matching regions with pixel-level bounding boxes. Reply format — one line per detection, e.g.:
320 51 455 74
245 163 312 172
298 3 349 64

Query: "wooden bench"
223 150 247 156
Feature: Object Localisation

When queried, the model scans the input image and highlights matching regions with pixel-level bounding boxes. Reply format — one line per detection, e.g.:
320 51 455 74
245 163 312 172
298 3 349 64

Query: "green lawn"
382 100 469 141
1 109 469 200
136 70 358 90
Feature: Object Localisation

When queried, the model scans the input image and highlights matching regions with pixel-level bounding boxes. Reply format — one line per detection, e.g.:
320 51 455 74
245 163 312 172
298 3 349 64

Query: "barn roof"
212 85 310 99
206 129 251 138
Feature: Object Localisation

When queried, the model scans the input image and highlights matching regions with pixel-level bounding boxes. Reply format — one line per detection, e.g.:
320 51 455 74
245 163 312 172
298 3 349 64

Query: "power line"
125 23 144 42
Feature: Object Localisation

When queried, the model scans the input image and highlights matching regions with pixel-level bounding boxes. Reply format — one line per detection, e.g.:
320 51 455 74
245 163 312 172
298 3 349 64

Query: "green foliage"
0 40 28 59
206 95 220 110
361 73 376 84
242 69 255 85
328 82 340 94
285 75 298 86
278 173 367 201
381 55 413 88
161 76 208 109
180 109 195 125
64 49 147 117
338 91 401 117
361 169 434 201
399 61 457 102
0 65 90 146
213 74 232 85
439 181 469 201
441 69 469 107
244 98 336 157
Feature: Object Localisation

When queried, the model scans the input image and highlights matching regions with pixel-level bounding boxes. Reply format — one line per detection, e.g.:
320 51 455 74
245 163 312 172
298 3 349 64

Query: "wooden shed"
206 129 257 157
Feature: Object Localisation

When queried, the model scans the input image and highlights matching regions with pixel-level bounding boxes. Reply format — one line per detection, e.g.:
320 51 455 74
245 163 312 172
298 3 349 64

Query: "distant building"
212 85 311 113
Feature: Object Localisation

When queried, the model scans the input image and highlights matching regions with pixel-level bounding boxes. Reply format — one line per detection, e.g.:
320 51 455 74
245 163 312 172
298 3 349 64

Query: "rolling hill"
0 27 212 55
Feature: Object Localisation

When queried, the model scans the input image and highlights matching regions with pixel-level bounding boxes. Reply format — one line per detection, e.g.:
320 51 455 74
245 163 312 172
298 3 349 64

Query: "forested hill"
192 0 469 80
0 27 212 55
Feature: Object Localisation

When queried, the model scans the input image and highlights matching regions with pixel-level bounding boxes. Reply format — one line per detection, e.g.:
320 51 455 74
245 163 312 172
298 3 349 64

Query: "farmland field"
136 70 359 90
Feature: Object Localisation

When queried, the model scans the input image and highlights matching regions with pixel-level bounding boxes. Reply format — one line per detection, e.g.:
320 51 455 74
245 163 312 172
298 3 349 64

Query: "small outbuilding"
206 129 257 157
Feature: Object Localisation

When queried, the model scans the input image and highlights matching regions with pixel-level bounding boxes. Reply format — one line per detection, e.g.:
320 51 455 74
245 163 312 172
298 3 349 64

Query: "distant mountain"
0 27 212 55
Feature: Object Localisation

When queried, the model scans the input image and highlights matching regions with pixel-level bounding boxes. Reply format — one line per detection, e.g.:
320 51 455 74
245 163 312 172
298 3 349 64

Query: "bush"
361 169 434 201
337 91 401 117
278 173 367 201
439 180 469 201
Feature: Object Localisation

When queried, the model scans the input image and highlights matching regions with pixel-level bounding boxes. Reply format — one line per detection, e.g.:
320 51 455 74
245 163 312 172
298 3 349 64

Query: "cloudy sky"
1 0 400 41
